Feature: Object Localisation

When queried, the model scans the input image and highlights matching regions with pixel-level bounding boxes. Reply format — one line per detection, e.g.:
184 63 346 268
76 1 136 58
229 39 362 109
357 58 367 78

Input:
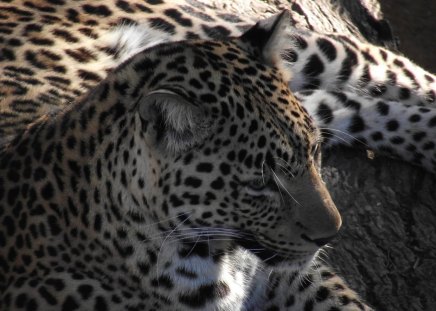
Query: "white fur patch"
101 24 172 64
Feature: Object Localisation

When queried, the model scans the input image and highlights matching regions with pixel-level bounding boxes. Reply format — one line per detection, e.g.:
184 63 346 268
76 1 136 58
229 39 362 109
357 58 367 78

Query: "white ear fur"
240 11 292 66
138 90 211 154
260 12 291 63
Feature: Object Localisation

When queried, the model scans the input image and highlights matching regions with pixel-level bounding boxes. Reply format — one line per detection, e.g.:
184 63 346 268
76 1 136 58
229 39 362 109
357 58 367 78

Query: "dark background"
379 0 436 73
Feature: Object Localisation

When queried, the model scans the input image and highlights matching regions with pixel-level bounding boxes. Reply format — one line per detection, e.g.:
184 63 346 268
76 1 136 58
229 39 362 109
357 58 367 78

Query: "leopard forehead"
116 39 320 162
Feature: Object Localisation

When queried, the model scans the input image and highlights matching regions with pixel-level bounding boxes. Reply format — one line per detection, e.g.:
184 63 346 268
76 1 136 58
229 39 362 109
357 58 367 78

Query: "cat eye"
245 178 275 197
247 179 267 191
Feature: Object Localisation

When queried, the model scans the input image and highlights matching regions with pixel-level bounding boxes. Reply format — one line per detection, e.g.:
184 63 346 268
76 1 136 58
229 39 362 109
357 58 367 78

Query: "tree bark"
207 1 436 310
323 147 436 311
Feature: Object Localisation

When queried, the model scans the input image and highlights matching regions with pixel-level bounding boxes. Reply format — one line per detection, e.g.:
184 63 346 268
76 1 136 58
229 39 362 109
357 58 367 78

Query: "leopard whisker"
320 127 369 148
272 169 301 206
319 129 353 146
183 232 202 258
262 253 278 264
148 231 246 242
156 213 193 280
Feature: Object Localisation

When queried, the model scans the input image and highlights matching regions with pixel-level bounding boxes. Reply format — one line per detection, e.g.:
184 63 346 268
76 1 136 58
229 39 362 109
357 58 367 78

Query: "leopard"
0 0 435 171
0 0 435 310
0 9 373 311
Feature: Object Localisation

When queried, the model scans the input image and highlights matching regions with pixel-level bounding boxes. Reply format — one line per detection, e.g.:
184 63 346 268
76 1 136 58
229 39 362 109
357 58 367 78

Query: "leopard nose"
301 233 337 247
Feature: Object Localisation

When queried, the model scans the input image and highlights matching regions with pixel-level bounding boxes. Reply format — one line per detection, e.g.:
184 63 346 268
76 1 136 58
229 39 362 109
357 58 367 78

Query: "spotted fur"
1 1 435 171
1 0 435 310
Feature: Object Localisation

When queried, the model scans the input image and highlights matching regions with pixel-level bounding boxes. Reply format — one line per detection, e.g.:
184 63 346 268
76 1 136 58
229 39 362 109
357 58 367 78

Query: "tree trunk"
207 1 436 310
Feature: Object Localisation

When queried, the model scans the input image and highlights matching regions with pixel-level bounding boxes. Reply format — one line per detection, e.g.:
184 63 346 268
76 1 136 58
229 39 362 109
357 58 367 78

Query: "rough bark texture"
323 148 436 311
379 0 436 73
208 1 436 310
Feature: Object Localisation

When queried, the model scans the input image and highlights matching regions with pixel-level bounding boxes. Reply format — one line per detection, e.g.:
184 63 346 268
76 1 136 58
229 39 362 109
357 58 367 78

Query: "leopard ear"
138 90 211 154
240 10 290 66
